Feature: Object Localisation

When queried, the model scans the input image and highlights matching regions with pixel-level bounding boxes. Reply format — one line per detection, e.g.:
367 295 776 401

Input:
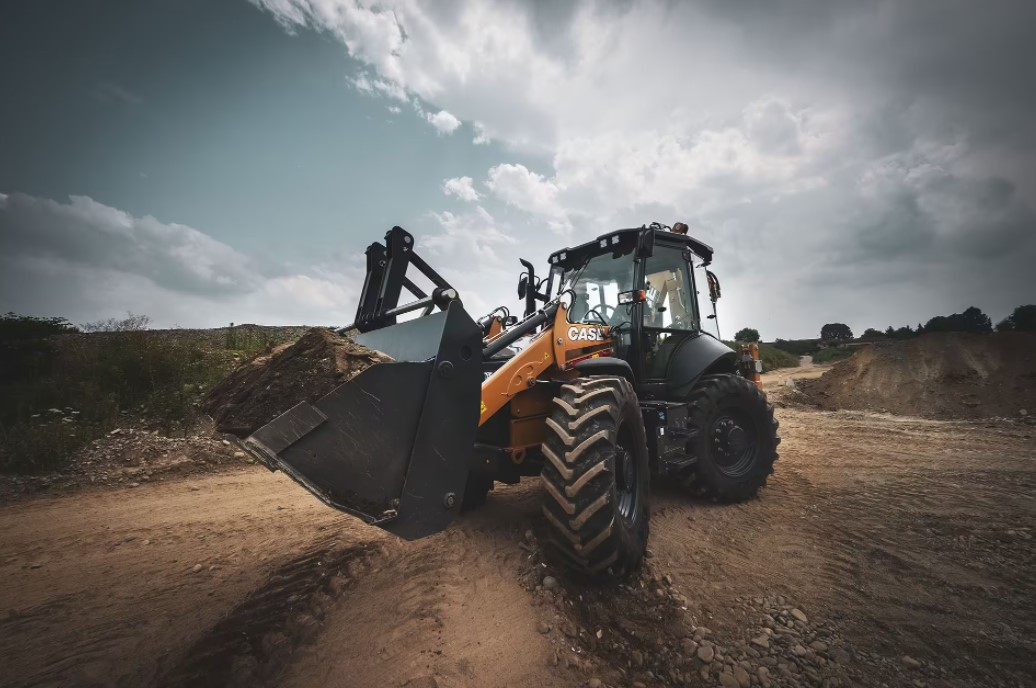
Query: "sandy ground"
1 366 1034 688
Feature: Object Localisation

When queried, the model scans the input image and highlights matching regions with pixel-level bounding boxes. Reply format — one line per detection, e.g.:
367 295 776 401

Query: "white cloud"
250 0 1036 337
0 192 364 327
351 72 408 101
425 109 461 135
442 176 480 201
0 193 258 296
485 163 572 233
422 206 519 317
0 192 536 331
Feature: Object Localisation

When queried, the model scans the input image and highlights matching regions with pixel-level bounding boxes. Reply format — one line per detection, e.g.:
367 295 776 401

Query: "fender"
664 333 737 397
572 356 635 383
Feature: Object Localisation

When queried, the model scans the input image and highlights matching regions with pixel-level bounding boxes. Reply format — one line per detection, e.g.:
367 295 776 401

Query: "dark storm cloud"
704 0 1036 144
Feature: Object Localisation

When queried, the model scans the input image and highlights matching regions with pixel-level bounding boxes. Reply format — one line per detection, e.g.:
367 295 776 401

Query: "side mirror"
618 289 646 305
517 273 528 299
706 270 721 303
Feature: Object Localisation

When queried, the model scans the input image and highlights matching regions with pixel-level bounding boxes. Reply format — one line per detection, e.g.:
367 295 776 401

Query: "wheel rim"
614 426 639 524
710 409 759 478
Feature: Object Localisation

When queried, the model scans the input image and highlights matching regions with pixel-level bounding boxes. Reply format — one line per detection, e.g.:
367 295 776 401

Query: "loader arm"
479 302 615 424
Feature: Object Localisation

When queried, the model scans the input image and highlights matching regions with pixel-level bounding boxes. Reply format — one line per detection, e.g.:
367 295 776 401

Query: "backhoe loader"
241 222 779 578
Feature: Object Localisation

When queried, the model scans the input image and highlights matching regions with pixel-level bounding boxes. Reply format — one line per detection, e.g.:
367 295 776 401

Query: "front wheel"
540 376 650 579
681 374 780 502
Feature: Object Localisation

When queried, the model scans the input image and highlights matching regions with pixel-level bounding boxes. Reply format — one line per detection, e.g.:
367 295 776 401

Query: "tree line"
856 304 1035 341
734 304 1035 348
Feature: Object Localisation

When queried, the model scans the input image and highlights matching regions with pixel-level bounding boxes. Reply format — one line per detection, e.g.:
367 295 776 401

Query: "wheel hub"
710 413 758 476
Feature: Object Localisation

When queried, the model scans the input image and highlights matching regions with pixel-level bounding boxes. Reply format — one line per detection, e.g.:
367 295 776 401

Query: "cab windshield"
562 251 634 326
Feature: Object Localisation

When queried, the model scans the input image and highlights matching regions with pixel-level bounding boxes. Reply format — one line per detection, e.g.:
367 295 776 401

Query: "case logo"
567 326 607 342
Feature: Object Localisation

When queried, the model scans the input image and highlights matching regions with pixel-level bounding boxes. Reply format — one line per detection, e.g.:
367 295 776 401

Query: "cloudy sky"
1 0 1034 339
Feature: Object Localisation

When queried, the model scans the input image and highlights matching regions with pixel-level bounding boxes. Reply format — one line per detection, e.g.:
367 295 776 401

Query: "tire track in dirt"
277 483 577 688
762 408 1036 685
0 470 365 688
156 539 384 688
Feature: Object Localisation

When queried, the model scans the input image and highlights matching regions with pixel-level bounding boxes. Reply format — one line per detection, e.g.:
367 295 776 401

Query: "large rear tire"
540 376 650 579
681 373 780 501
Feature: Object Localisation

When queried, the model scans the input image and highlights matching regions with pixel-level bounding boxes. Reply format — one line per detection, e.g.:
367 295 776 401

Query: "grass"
757 343 802 371
771 338 821 357
1 331 224 473
0 315 304 474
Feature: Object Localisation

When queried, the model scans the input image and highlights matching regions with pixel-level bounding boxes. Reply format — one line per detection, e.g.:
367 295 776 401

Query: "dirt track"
1 368 1034 688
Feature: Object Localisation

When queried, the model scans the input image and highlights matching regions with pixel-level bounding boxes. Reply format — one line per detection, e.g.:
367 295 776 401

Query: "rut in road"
156 539 384 688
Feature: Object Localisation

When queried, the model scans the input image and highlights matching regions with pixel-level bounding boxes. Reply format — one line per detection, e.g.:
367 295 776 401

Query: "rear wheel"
540 376 650 579
681 373 780 501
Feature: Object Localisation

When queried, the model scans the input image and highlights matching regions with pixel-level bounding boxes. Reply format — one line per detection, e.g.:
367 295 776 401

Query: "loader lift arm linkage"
345 226 461 333
339 224 594 425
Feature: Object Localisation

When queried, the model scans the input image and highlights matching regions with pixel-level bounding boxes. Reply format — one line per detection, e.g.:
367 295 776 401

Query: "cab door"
640 246 701 380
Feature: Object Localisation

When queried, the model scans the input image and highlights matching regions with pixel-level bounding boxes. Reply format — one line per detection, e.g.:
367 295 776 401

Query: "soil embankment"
798 332 1036 419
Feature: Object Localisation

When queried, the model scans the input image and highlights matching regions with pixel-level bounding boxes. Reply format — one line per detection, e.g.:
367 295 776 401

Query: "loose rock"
718 671 739 688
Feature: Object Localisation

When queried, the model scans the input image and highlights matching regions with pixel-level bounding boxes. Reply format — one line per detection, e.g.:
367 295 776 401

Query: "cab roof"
547 226 715 270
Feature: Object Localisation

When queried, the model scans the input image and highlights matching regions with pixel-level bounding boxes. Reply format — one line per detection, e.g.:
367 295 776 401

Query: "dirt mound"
203 328 393 437
798 332 1036 418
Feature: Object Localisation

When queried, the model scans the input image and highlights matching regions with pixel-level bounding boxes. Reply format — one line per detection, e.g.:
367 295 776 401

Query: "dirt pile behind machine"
205 329 393 437
225 224 780 578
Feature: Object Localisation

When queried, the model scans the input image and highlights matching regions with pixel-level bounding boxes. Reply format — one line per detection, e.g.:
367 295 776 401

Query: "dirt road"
2 374 1034 687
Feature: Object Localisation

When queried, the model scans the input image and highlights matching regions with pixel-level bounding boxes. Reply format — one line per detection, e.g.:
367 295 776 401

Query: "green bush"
0 314 236 474
771 338 821 357
757 343 801 371
812 347 856 364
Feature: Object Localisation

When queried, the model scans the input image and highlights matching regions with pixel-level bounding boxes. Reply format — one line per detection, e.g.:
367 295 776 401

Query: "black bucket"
243 302 482 540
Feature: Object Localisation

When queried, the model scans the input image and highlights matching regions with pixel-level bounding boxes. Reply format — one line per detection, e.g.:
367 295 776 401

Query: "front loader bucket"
243 302 482 540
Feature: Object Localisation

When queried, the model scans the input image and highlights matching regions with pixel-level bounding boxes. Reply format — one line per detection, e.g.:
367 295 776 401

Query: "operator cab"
543 224 717 385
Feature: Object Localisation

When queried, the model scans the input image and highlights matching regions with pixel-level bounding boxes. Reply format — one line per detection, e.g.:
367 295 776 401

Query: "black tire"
540 376 650 578
681 373 780 501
